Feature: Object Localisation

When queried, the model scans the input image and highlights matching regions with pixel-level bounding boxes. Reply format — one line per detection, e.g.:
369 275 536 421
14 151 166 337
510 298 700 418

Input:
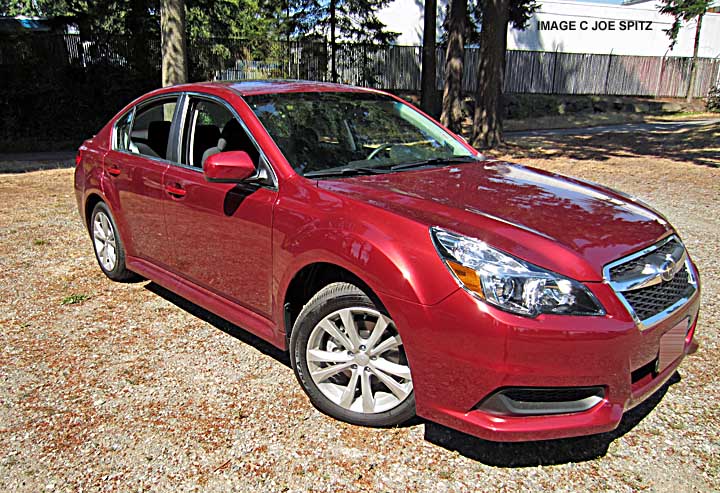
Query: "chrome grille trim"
603 235 698 331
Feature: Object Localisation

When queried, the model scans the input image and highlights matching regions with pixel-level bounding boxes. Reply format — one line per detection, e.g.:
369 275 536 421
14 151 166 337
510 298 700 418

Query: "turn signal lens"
447 260 484 298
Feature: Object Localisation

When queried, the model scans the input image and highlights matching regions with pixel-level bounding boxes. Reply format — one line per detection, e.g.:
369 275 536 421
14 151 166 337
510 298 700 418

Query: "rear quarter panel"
75 134 108 228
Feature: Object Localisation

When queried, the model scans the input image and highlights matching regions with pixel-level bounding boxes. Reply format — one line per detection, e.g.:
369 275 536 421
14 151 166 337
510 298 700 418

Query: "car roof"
189 79 379 97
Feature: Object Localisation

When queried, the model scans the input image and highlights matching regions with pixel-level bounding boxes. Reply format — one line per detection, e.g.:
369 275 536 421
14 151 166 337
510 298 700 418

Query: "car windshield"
244 91 477 176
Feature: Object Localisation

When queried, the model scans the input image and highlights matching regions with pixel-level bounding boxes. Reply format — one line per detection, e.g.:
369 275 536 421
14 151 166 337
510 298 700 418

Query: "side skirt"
126 256 286 350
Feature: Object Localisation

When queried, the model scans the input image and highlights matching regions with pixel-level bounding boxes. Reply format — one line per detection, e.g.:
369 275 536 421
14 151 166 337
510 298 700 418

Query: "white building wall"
377 0 448 46
511 0 720 57
378 0 720 57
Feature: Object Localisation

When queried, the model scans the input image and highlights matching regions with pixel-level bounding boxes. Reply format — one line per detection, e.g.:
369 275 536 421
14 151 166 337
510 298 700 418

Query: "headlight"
431 227 605 317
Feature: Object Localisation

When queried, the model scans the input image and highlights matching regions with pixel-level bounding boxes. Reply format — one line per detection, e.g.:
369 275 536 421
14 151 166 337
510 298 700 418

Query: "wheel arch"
282 262 389 344
84 192 105 230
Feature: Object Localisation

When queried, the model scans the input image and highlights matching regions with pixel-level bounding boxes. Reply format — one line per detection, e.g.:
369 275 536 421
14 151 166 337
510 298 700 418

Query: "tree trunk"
330 0 337 83
440 0 466 133
686 13 704 102
128 0 151 76
472 0 509 148
420 0 437 114
160 0 188 87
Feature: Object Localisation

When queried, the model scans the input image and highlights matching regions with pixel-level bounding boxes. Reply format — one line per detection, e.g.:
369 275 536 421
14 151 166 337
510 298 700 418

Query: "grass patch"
61 294 90 305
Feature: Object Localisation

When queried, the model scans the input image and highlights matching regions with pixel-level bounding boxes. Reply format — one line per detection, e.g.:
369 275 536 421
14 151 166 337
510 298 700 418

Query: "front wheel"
290 283 415 427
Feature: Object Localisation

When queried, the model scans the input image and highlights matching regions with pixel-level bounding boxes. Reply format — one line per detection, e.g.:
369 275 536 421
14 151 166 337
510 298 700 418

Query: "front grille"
609 238 681 279
621 266 693 320
606 236 696 326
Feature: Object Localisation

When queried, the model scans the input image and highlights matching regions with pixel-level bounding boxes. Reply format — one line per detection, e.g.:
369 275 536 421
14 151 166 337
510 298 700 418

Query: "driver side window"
181 98 259 169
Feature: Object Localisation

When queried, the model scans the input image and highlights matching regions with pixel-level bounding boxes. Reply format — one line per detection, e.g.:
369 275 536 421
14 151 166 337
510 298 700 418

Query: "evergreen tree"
287 0 398 82
440 0 466 133
161 0 188 86
470 0 537 148
659 0 711 101
420 0 437 113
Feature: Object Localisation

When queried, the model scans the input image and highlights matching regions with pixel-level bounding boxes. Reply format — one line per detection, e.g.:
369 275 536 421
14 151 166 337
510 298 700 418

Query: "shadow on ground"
500 123 719 168
145 280 683 466
145 282 291 368
0 160 74 173
424 372 681 467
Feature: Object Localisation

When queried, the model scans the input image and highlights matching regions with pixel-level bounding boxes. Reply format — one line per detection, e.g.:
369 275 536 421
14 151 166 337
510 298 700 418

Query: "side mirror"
203 151 256 183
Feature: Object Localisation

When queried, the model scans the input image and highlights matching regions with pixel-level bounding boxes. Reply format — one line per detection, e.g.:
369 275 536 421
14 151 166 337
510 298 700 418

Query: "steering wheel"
367 143 395 160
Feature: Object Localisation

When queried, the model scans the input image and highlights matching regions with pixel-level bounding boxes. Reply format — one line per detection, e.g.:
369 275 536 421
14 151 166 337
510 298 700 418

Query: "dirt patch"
497 121 720 168
1 139 719 491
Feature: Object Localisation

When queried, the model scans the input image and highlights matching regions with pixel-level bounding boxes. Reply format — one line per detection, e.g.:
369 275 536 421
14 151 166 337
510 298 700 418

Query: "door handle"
165 184 186 198
107 165 121 176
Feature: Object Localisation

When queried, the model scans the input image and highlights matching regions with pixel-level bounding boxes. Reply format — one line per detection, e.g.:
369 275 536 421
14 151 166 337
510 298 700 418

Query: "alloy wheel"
306 307 413 414
93 211 118 272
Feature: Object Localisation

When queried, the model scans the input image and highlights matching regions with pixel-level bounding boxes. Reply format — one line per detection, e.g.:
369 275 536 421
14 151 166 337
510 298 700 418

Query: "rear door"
161 93 277 318
103 96 180 266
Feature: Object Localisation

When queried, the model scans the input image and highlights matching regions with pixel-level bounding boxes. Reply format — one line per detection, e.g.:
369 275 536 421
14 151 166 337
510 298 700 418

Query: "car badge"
659 257 677 282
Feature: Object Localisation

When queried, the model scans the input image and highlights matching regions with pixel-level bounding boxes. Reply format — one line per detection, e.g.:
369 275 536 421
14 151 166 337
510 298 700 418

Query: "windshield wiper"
303 167 388 178
389 156 482 171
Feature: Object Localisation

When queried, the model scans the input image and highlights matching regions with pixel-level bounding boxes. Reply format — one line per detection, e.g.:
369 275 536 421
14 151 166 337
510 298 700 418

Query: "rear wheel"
90 202 138 282
290 282 415 427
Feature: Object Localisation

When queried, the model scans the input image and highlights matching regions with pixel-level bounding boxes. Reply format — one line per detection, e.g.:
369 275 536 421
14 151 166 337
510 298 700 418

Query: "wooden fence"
216 41 720 98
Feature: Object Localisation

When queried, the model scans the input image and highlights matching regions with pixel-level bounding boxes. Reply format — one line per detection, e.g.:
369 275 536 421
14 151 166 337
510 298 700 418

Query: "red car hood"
317 160 672 281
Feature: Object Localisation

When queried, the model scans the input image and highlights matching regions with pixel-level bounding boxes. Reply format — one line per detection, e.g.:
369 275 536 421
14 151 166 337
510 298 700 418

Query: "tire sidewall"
290 284 416 427
90 202 127 280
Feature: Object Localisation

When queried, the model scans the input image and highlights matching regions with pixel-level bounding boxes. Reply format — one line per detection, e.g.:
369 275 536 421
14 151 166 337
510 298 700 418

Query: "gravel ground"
1 135 719 491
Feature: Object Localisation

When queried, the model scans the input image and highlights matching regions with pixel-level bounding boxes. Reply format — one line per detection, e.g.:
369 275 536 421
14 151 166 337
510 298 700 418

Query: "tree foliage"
287 0 397 44
186 0 279 41
1 0 280 45
659 0 709 47
441 0 537 45
1 0 159 37
659 0 709 100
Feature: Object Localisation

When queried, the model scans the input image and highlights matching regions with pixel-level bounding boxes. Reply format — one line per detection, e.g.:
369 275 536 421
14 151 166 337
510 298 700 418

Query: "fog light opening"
474 386 606 416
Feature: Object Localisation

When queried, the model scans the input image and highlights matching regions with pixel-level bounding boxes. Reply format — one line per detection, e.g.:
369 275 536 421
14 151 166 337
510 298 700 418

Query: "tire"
89 202 139 282
290 282 416 427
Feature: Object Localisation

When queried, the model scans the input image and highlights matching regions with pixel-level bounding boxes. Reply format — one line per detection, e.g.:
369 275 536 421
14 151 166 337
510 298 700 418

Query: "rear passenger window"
114 110 134 151
128 98 178 160
182 98 259 169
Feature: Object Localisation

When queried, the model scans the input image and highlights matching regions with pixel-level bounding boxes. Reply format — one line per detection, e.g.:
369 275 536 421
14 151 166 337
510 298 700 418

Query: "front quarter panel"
273 177 460 320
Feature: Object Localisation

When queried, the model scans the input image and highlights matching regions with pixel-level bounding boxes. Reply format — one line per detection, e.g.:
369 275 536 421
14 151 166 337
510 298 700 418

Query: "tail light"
75 149 83 166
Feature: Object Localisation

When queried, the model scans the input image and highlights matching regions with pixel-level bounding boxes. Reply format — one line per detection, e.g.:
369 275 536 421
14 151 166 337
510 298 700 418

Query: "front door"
161 95 277 318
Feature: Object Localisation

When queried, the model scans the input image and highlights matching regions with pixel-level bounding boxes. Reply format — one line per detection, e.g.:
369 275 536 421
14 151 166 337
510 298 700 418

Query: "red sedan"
74 81 700 441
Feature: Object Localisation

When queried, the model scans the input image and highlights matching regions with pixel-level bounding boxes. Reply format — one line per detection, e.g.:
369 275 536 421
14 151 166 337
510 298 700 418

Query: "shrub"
707 86 720 113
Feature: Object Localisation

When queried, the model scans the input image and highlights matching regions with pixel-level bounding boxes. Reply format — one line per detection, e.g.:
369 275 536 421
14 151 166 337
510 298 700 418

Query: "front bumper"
382 277 700 442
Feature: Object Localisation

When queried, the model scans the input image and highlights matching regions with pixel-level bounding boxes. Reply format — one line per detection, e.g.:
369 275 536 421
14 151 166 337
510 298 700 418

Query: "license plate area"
657 318 689 372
